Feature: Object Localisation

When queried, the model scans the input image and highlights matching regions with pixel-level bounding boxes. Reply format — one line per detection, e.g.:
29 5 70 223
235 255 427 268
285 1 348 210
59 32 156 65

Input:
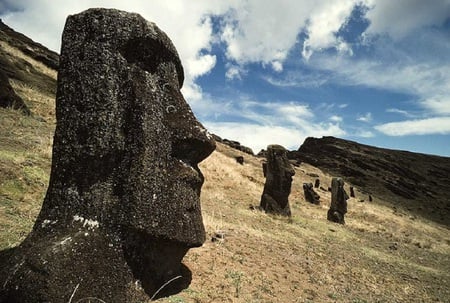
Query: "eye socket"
166 105 177 114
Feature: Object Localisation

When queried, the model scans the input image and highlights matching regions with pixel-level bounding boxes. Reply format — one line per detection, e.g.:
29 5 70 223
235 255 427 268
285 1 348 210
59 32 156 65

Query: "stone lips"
0 8 215 302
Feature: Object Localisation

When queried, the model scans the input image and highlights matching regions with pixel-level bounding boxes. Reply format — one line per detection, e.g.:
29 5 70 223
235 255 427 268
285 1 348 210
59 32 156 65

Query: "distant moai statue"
0 8 215 302
350 186 355 197
314 179 320 188
235 156 244 165
327 177 349 224
260 145 295 216
303 183 320 204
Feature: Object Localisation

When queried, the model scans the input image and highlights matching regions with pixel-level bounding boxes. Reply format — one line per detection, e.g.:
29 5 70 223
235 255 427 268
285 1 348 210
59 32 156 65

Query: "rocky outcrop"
260 145 295 216
213 134 254 155
0 9 215 302
294 136 450 225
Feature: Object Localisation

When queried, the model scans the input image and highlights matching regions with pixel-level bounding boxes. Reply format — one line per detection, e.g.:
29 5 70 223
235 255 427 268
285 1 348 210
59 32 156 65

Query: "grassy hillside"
0 27 449 303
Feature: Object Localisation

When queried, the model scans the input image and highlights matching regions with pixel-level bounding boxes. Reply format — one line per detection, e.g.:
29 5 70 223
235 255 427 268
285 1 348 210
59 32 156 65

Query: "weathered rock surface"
327 177 349 224
303 182 320 204
0 8 215 302
212 134 254 155
260 145 295 216
293 136 450 225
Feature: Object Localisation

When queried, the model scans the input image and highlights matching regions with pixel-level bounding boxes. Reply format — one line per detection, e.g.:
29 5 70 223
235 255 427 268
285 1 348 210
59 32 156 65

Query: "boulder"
0 8 215 302
260 145 295 216
235 156 244 165
327 177 349 224
303 182 320 205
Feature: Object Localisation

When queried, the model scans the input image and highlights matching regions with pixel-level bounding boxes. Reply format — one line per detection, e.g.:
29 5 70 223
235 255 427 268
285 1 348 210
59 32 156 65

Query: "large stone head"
0 9 215 301
36 7 215 256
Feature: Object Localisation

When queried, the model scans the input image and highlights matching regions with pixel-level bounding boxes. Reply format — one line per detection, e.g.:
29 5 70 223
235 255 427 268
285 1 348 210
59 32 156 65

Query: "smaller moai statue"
314 179 320 188
327 177 349 224
349 186 355 198
260 145 295 216
303 183 320 204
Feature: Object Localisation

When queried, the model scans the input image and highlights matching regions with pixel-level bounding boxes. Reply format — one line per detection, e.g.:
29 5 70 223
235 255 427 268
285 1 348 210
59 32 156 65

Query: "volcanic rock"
303 182 320 205
212 134 254 155
0 8 215 302
260 145 295 216
327 177 349 224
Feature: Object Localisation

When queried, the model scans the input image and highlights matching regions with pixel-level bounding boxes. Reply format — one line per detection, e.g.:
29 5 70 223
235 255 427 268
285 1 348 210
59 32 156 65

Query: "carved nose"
172 135 216 165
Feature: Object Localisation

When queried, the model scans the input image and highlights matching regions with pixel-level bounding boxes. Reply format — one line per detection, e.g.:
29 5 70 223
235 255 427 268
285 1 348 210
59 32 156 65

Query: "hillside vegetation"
0 21 449 303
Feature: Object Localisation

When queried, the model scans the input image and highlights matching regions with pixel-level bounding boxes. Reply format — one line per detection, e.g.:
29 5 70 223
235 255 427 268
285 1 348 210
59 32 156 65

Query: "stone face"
0 8 215 302
260 145 295 216
303 182 320 204
327 177 349 224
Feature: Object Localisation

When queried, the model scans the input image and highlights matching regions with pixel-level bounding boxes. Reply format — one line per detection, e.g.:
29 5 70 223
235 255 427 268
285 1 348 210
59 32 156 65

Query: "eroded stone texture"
260 145 295 216
327 177 349 224
303 182 320 204
0 8 215 302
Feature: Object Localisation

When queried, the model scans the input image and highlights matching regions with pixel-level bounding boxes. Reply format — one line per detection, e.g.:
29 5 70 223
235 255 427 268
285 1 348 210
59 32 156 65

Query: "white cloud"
386 108 416 118
237 101 314 128
364 0 450 39
357 112 372 123
225 64 246 80
330 115 343 122
263 72 328 88
302 0 357 59
354 130 374 138
375 117 450 136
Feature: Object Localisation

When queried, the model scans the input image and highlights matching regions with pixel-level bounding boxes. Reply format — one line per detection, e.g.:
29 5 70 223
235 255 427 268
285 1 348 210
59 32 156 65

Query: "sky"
1 0 449 156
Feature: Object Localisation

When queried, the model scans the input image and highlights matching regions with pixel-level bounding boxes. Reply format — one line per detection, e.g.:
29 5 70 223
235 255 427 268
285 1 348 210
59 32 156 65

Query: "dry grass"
0 41 57 79
155 143 450 303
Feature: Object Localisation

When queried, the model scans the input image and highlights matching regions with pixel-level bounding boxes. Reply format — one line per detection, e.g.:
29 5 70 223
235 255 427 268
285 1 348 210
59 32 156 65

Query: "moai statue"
303 183 320 204
327 177 349 224
0 8 215 302
349 186 355 198
260 145 295 216
314 179 320 188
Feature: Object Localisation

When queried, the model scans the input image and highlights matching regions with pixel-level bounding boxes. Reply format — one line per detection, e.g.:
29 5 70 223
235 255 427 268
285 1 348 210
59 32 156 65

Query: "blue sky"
1 0 449 156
